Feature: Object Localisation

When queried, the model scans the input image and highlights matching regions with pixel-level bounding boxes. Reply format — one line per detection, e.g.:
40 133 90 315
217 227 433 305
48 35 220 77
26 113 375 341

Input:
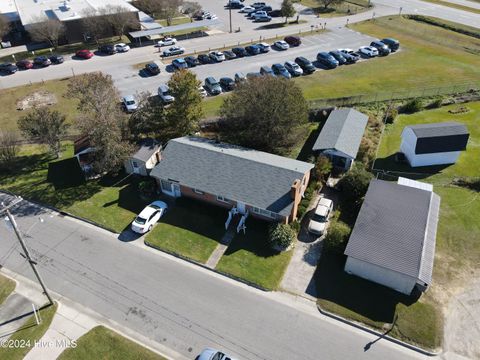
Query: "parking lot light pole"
229 6 233 33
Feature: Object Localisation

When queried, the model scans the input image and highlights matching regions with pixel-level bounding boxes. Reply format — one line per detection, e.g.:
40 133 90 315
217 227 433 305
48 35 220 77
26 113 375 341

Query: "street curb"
316 304 442 356
144 240 271 292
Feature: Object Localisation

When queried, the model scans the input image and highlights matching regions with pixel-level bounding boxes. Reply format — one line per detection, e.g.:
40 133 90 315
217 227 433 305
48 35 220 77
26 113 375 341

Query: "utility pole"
1 198 54 305
229 6 233 33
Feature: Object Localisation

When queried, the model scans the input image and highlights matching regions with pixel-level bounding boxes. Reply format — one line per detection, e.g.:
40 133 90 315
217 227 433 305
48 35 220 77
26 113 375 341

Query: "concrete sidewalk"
0 292 38 340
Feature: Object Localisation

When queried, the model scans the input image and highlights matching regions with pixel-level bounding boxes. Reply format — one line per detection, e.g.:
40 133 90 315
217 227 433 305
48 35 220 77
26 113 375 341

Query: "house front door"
132 160 140 174
172 183 181 197
236 201 246 214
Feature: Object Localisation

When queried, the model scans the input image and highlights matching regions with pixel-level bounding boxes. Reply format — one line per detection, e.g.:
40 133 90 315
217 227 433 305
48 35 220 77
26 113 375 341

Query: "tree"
166 70 203 138
314 156 332 182
219 77 308 155
68 73 133 173
0 131 19 169
28 18 65 48
268 223 296 251
81 8 109 44
129 93 168 139
133 0 163 17
18 107 68 158
0 15 10 40
103 5 139 40
338 165 372 204
323 220 351 254
182 1 202 19
281 0 295 23
160 0 184 25
317 0 343 10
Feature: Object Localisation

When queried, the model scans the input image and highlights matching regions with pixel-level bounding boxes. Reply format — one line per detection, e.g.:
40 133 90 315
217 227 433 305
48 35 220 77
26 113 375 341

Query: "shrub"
314 156 332 183
338 165 373 204
289 220 301 234
138 179 155 197
385 107 398 124
428 98 443 109
296 182 316 220
323 220 351 254
268 223 296 250
401 98 423 114
357 137 375 166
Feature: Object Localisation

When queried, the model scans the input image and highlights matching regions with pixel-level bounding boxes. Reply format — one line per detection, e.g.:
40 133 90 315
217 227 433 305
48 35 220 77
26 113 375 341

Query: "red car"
16 59 33 69
284 36 301 47
75 49 94 59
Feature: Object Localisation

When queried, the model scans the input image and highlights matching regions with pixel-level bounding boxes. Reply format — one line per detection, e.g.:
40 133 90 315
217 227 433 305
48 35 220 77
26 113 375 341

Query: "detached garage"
400 122 469 167
344 178 441 295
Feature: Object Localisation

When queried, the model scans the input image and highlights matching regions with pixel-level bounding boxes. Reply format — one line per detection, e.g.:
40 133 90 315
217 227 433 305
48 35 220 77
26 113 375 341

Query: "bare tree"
81 8 109 44
182 1 201 20
0 131 19 168
28 18 65 48
102 5 139 40
133 0 163 18
317 0 343 10
160 0 183 26
0 15 10 40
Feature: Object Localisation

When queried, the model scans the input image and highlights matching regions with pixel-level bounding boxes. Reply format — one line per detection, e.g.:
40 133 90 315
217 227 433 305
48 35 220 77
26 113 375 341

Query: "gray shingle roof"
407 122 468 138
312 108 369 158
344 179 440 285
132 138 161 162
150 137 313 216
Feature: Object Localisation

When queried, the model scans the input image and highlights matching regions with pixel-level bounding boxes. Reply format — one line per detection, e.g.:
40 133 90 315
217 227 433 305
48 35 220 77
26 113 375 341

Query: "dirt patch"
16 90 57 111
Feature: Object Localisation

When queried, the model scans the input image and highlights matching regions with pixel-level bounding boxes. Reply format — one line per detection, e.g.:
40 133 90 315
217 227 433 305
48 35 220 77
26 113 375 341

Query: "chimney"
290 179 300 200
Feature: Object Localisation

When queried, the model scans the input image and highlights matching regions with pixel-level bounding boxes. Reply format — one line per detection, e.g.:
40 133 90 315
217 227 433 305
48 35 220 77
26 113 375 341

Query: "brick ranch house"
150 137 314 230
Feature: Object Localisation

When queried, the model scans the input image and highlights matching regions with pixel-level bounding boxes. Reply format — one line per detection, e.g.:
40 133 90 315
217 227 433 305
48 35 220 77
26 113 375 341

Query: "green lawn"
58 326 166 360
0 303 57 360
216 219 293 290
298 0 371 16
421 0 480 14
0 274 15 305
157 16 192 27
145 198 226 263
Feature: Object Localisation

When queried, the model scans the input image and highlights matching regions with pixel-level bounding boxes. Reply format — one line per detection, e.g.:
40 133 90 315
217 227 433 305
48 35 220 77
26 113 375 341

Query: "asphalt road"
0 194 429 360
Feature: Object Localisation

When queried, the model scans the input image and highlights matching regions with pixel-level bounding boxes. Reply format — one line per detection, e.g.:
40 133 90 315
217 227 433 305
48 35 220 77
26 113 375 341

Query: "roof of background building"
150 136 314 217
406 122 469 138
132 138 161 162
312 108 369 159
129 19 221 38
16 0 138 26
344 179 440 285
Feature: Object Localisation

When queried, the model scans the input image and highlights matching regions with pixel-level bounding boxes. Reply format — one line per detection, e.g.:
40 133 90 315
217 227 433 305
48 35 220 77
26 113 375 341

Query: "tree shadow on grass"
314 253 420 323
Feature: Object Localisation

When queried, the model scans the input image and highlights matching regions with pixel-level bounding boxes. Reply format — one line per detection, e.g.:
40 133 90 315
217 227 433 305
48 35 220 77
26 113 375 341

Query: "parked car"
99 44 116 55
223 50 237 60
245 44 261 55
232 47 248 57
172 58 188 70
162 46 185 57
145 62 160 75
219 77 235 91
328 50 347 65
209 51 225 62
205 77 222 95
131 201 168 234
335 50 357 64
338 48 361 62
257 5 272 12
284 36 301 47
122 95 138 113
294 56 316 74
158 84 174 104
185 55 200 67
205 13 218 20
198 86 208 97
227 0 244 9
198 348 238 360
284 60 303 76
248 10 267 18
115 43 130 52
358 46 379 57
75 49 94 59
234 72 247 83
381 37 400 52
16 59 33 69
273 40 289 50
271 63 291 79
251 2 266 8
33 56 51 67
156 37 177 47
246 72 262 79
256 42 270 53
197 54 212 64
370 40 391 56
255 14 272 22
0 63 18 74
49 54 64 64
308 197 333 236
268 9 282 17
240 6 256 13
316 51 339 69
260 65 275 76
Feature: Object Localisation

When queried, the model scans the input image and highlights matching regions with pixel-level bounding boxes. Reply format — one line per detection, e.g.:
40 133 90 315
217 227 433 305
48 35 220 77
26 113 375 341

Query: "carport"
129 19 222 46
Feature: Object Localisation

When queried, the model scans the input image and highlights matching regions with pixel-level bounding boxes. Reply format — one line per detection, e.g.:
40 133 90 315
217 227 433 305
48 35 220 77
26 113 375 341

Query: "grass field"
157 16 192 27
298 0 371 16
0 303 57 360
0 274 15 306
58 326 166 360
421 0 480 14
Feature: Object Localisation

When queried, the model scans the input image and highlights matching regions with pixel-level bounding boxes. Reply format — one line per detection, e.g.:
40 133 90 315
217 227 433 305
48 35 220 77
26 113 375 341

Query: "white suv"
308 197 333 236
156 37 177 47
158 84 174 104
209 51 225 62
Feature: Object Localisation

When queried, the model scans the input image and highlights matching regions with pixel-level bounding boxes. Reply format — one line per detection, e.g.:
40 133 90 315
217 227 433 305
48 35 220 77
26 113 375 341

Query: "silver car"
122 95 138 113
198 348 237 360
284 61 303 76
158 84 174 104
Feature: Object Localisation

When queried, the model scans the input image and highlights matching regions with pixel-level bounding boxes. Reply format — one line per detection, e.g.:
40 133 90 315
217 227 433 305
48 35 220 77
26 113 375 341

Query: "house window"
160 179 172 192
252 207 277 219
132 161 139 168
216 195 230 203
193 188 204 195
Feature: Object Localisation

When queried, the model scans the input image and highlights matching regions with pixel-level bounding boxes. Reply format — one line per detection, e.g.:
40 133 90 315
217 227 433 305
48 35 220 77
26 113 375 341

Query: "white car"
198 86 207 97
198 348 237 360
308 197 333 236
122 95 138 113
240 6 255 13
209 51 225 62
358 46 379 57
156 37 177 47
131 201 168 234
115 43 130 52
274 40 289 50
284 61 303 76
158 84 175 104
